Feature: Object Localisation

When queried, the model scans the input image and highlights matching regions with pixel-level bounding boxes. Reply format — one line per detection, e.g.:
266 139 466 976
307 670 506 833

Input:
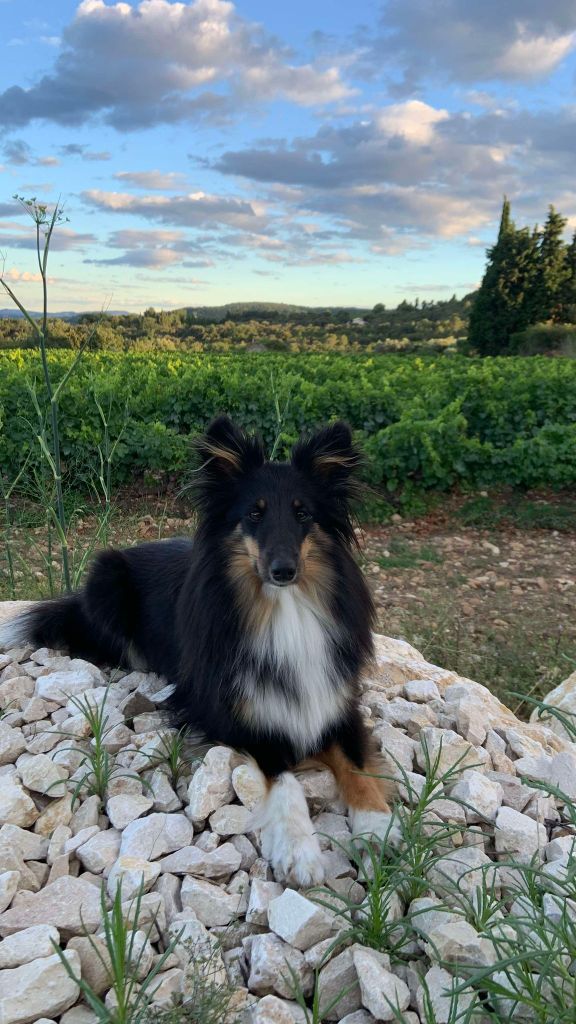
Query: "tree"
534 206 569 321
558 231 576 324
469 198 523 354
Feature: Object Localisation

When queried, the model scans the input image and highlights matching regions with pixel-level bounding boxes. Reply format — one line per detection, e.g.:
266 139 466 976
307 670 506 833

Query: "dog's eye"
294 507 311 522
249 508 263 522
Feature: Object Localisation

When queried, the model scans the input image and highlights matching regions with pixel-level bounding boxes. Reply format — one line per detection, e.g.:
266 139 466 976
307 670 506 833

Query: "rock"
67 935 111 996
0 872 20 914
247 933 312 999
33 794 73 836
106 794 154 830
424 920 496 967
250 994 303 1024
153 873 182 926
0 723 26 765
417 727 483 775
0 876 102 938
69 795 101 834
232 763 266 810
76 829 122 874
147 770 181 813
246 880 284 926
404 679 441 703
160 843 241 879
0 778 38 828
268 889 336 951
449 769 504 822
427 847 497 905
181 877 241 926
120 812 193 860
372 722 417 773
0 950 80 1023
318 947 362 1020
494 807 547 864
209 804 252 836
16 753 68 796
0 825 47 861
409 897 460 946
0 925 60 969
149 967 184 1007
36 669 96 702
60 1009 99 1024
231 834 258 871
417 966 474 1023
352 946 410 1020
531 669 576 740
187 747 235 821
107 856 161 900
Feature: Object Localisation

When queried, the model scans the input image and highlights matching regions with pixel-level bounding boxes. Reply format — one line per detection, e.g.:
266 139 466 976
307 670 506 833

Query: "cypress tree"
558 231 576 323
535 206 569 321
469 198 539 354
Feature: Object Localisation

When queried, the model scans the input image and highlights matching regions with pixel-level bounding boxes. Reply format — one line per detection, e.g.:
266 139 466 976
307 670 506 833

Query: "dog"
0 416 391 885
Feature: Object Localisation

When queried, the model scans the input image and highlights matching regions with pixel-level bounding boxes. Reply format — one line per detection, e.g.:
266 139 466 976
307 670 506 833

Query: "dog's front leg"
255 771 326 887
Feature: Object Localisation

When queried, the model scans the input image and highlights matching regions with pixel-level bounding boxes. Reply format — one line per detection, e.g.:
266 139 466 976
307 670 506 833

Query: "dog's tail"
0 595 96 656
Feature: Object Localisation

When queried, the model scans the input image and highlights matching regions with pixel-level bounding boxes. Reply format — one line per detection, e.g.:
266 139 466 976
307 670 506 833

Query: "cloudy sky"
0 0 575 312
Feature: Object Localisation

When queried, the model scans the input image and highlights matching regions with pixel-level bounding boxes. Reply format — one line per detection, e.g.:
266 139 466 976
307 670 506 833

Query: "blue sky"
1 0 575 312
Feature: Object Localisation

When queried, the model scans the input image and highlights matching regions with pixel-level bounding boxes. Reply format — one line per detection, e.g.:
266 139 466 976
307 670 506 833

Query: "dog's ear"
291 421 361 483
196 416 265 480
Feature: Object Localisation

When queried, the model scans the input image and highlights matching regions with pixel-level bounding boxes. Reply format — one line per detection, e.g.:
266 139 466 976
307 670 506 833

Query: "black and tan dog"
0 417 391 884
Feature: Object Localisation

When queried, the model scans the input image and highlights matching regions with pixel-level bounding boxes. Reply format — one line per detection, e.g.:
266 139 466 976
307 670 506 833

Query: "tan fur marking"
202 440 242 472
317 743 392 812
226 528 275 634
313 452 358 474
298 527 335 603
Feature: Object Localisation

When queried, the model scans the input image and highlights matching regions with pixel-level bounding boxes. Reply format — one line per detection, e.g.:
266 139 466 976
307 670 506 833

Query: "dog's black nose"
270 561 297 585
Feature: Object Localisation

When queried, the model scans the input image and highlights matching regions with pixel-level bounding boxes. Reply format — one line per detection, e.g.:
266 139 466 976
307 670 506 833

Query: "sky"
0 0 575 312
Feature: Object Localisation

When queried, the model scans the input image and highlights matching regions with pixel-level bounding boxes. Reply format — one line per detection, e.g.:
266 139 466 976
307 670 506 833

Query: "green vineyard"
1 350 575 493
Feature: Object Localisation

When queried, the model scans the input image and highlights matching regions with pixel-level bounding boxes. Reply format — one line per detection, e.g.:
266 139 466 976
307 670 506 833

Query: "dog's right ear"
196 416 265 480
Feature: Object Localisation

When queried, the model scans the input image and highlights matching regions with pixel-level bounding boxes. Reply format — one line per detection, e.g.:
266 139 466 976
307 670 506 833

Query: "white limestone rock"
247 933 312 999
0 779 39 828
187 746 236 822
0 950 80 1024
494 806 547 864
353 946 410 1021
107 856 161 900
232 763 266 811
209 804 252 837
105 794 154 830
449 769 504 823
246 880 284 926
119 812 193 860
0 723 26 766
181 876 241 926
160 842 241 879
267 889 337 951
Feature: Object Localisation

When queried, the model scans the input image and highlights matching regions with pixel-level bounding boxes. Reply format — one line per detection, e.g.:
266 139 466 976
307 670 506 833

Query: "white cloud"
0 0 351 130
375 100 449 144
114 170 188 190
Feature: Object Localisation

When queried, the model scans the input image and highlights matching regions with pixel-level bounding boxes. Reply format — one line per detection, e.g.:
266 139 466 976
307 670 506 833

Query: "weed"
55 882 176 1024
50 685 143 808
139 726 194 791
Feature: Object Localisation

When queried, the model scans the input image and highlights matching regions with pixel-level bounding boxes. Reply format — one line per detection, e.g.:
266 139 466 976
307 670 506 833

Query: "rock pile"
0 603 575 1023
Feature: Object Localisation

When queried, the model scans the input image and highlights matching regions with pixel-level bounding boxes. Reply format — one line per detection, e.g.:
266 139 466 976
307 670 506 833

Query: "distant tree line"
0 296 471 353
469 199 576 355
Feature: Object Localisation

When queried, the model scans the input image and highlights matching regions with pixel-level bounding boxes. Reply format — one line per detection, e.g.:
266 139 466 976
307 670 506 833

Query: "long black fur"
7 417 376 779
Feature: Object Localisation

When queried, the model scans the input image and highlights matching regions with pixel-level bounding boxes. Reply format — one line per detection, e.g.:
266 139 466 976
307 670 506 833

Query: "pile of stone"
1 600 575 1024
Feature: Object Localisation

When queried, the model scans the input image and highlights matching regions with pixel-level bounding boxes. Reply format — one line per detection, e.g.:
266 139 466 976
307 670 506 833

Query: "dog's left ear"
291 421 361 483
196 416 265 480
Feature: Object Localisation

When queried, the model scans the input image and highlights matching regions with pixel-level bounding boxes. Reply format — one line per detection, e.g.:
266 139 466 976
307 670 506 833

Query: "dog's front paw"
262 824 325 887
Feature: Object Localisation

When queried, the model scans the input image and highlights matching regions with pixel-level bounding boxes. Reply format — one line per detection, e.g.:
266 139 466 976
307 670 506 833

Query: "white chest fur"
237 585 347 752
